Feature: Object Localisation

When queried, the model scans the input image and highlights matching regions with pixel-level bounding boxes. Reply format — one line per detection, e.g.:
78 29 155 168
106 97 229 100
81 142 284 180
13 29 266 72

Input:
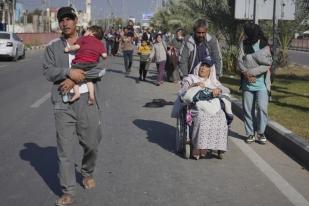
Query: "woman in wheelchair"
178 58 231 160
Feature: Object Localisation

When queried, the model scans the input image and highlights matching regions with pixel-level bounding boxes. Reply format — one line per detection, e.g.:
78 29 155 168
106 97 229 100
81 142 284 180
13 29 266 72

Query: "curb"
231 97 309 169
289 47 309 52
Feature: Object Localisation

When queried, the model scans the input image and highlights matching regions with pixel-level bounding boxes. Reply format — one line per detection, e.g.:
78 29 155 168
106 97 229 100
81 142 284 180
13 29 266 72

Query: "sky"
18 0 158 21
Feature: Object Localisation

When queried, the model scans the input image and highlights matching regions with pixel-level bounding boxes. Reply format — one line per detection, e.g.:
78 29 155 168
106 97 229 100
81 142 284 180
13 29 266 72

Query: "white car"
0 31 26 61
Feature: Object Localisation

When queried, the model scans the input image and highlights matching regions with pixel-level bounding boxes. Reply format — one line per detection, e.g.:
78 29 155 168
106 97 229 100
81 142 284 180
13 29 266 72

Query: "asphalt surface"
288 50 309 66
0 50 308 206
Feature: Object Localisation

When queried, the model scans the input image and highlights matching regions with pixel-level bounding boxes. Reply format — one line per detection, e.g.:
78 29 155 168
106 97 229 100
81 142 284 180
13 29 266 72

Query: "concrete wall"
16 32 60 46
290 39 309 50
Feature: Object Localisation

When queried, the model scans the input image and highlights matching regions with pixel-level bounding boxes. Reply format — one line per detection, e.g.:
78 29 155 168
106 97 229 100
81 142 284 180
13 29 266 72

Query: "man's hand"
69 69 86 83
59 78 75 93
248 76 256 83
212 88 222 97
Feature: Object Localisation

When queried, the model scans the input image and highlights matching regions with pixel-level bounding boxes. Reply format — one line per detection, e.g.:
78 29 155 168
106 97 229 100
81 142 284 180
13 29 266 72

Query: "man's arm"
178 42 190 77
42 45 70 83
208 37 222 78
246 65 270 77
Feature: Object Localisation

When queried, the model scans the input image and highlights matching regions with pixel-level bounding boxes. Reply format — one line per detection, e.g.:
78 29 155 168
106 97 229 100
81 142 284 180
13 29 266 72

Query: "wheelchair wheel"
182 122 191 159
176 117 183 153
176 106 191 159
184 143 191 159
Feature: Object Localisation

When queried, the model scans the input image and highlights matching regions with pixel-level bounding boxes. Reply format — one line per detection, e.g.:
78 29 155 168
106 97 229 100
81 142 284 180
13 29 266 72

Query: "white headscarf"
186 62 221 89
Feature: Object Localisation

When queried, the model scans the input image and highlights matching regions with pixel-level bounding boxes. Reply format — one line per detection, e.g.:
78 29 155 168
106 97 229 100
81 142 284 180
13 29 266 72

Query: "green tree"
275 0 309 66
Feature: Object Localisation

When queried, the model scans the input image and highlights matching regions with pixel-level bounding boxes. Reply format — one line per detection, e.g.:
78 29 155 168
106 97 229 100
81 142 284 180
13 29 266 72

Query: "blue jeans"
242 90 269 136
123 50 133 72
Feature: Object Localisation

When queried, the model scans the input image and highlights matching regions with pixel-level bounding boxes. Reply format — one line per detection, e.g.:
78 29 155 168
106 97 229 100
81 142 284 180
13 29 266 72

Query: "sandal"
217 150 224 160
82 176 96 190
200 149 207 158
193 155 200 160
192 149 200 160
55 193 74 206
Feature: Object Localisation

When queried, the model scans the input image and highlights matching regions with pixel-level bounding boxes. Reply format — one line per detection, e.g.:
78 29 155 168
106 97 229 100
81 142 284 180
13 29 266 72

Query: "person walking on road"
168 28 184 82
149 33 167 86
120 27 134 75
137 39 152 81
42 7 105 206
237 22 273 144
179 19 222 79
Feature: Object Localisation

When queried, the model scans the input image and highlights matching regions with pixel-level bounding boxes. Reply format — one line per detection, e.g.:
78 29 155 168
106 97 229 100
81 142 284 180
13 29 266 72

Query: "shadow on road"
19 143 61 196
133 119 176 153
228 130 246 141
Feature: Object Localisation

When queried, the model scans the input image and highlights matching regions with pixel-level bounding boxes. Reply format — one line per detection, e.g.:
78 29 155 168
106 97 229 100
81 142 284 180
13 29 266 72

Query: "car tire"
12 49 18 61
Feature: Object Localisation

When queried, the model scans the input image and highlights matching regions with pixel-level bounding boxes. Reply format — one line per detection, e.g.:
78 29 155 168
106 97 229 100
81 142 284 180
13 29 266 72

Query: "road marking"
0 64 8 68
30 93 51 108
231 137 309 206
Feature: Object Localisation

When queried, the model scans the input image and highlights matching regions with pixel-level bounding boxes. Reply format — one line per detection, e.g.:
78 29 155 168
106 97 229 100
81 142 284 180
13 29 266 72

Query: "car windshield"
0 33 10 39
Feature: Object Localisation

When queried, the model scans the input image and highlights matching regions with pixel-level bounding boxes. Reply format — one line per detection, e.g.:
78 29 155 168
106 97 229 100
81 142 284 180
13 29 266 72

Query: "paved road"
0 50 308 206
288 50 309 66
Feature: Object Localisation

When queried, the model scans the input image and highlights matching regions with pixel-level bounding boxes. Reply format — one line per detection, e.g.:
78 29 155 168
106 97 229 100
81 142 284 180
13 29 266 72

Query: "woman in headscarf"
178 57 230 160
237 22 272 144
149 34 167 86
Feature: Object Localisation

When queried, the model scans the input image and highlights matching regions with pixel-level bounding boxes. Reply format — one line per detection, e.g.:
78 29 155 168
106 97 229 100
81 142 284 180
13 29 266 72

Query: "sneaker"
245 135 255 144
257 134 267 144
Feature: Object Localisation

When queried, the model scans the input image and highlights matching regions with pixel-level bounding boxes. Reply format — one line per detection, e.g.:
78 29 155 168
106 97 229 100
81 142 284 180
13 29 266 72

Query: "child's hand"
64 47 70 52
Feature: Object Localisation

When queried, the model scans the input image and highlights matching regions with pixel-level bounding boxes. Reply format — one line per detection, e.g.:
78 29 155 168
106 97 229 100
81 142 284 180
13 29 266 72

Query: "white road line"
0 64 8 68
231 137 309 206
30 93 51 108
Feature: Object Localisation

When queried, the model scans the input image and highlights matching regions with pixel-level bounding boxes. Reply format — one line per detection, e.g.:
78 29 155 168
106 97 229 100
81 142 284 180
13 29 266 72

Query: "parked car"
0 31 26 61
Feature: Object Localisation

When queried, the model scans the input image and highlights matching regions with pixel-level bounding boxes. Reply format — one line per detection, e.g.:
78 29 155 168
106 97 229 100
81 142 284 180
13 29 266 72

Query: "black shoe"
245 135 255 144
257 134 267 144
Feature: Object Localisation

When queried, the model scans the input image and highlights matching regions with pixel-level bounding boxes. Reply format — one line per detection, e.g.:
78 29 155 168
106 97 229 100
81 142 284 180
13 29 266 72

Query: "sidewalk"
231 97 309 170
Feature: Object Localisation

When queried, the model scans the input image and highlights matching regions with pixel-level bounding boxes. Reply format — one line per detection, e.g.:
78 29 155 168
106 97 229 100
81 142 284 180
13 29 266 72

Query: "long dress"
191 109 228 151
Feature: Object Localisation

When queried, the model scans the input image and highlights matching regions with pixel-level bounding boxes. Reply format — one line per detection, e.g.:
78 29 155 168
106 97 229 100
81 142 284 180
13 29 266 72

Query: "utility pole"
12 0 15 32
272 0 278 72
253 0 257 23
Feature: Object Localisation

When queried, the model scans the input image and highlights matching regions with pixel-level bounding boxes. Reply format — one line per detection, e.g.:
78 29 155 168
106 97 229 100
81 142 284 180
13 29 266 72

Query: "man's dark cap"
57 7 77 22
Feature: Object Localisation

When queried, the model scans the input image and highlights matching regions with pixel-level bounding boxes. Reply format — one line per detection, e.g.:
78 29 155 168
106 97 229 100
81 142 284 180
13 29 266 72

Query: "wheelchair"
176 103 192 159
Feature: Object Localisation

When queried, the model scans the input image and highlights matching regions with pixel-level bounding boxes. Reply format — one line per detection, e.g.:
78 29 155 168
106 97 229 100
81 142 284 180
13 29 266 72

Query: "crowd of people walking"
42 6 273 205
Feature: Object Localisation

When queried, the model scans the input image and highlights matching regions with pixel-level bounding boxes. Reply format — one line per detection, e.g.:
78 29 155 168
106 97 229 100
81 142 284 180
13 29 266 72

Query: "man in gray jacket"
42 7 105 205
179 19 222 79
